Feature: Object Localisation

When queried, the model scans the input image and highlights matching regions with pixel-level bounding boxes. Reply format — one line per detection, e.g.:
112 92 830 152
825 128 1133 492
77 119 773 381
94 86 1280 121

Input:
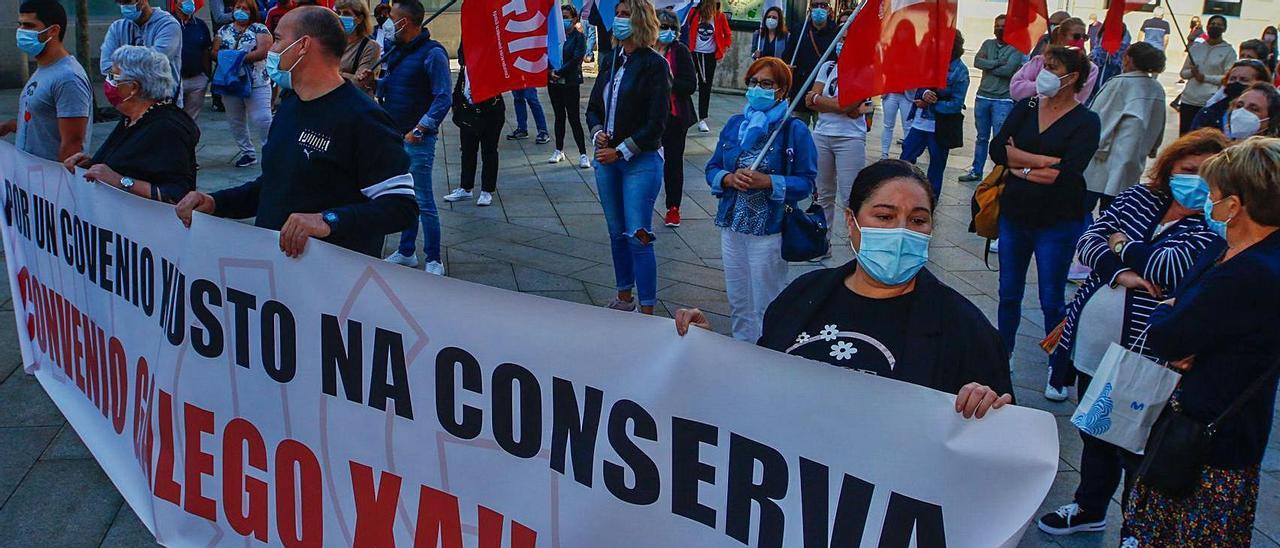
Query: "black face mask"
994 29 1004 41
1207 27 1224 40
1225 81 1248 100
375 15 387 25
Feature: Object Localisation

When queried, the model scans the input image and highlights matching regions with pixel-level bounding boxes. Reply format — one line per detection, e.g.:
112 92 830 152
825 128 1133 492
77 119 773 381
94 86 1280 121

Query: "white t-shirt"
695 21 716 54
813 61 869 138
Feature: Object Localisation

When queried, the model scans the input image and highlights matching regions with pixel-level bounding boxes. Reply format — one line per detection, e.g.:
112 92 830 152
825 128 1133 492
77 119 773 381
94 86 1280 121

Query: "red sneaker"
664 207 681 228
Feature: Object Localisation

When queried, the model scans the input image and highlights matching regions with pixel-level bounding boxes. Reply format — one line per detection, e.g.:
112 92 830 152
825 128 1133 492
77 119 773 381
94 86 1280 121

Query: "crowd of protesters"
6 0 1280 544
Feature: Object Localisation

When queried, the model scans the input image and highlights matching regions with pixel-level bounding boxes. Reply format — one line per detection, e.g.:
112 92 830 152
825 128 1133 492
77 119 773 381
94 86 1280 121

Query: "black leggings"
661 116 687 209
548 83 586 155
1178 103 1202 136
460 116 503 192
694 52 717 121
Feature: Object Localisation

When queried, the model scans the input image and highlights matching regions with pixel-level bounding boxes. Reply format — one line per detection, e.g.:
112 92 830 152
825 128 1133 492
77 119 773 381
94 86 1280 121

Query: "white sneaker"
424 261 444 275
384 251 418 268
696 120 710 133
443 188 472 202
578 154 591 169
988 239 1000 253
548 150 565 164
477 191 493 206
1044 382 1069 402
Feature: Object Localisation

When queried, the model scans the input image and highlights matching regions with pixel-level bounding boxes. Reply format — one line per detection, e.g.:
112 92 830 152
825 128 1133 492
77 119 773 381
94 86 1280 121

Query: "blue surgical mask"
1168 174 1209 210
265 37 304 90
745 85 777 110
233 9 250 22
1203 196 1232 239
852 220 932 286
811 8 828 24
339 15 356 34
658 29 676 44
613 17 632 40
180 0 196 15
563 19 574 31
120 3 142 21
16 27 52 58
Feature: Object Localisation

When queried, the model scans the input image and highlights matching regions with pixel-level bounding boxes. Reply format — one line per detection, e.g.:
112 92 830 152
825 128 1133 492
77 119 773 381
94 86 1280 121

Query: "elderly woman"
676 160 1013 419
1223 82 1280 139
705 57 816 342
63 46 198 204
335 0 380 98
1082 41 1167 211
585 0 670 315
213 0 273 168
1190 59 1272 133
1037 129 1228 537
1121 137 1280 546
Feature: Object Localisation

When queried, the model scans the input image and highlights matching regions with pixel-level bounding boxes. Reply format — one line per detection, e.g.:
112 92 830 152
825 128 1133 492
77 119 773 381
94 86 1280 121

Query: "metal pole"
749 0 863 170
1162 6 1196 69
786 9 810 67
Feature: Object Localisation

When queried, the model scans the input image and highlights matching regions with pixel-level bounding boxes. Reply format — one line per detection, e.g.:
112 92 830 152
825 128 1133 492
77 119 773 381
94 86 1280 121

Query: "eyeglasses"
746 77 777 89
1068 32 1084 40
660 24 677 31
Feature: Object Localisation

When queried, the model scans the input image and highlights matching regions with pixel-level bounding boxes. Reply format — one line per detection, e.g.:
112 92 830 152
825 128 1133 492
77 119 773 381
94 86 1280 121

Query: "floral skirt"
1120 465 1259 547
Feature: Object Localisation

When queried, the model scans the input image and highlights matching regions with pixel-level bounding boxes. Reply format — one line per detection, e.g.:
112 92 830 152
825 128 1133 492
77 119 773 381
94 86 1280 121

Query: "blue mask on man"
1169 173 1209 210
853 220 932 286
180 0 196 15
16 27 52 57
265 37 304 90
120 3 143 21
811 8 828 24
613 17 632 40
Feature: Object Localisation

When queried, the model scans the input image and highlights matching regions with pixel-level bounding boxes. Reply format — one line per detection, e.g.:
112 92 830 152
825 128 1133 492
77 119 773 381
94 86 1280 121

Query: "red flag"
461 0 553 103
1101 0 1144 53
1003 0 1047 55
837 0 957 107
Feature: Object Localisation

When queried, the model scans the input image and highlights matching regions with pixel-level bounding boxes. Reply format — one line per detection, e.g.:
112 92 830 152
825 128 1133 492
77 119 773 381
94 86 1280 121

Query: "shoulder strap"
778 118 794 179
1207 353 1280 435
349 37 370 74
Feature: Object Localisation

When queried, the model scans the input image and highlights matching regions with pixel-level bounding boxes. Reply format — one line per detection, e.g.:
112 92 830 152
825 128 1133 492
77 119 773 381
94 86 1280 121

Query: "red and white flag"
1003 0 1047 55
837 0 958 107
1101 0 1145 53
461 0 555 103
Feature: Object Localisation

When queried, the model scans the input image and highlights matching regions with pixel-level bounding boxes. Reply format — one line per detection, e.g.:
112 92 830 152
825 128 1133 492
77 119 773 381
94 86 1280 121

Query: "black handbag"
1136 356 1280 498
933 111 965 150
774 118 829 262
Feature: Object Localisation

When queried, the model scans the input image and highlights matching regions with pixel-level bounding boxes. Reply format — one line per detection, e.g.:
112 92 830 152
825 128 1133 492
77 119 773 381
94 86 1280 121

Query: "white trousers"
180 74 208 122
879 92 914 159
813 132 866 242
721 229 788 343
223 84 272 155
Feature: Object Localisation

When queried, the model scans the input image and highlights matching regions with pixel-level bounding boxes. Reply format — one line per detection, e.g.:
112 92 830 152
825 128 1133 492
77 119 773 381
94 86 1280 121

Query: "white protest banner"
0 141 1058 547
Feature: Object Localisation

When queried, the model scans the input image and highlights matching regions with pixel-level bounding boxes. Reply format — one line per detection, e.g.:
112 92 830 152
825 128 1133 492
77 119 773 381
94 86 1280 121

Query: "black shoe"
506 129 529 140
211 94 225 112
1037 503 1106 536
535 132 551 144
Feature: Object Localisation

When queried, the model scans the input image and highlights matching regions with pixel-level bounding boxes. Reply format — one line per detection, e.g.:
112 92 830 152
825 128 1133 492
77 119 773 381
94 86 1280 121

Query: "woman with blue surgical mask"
1036 129 1228 538
546 4 590 169
675 160 1014 419
335 0 380 98
654 8 697 229
212 0 273 167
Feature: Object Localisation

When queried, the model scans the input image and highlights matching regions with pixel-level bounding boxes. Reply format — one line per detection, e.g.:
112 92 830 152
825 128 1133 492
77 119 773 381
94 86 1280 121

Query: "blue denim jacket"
705 114 817 235
917 58 971 121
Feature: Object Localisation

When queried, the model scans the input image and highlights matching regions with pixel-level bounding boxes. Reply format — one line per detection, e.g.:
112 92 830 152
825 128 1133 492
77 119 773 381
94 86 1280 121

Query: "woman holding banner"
676 160 1014 419
586 0 670 315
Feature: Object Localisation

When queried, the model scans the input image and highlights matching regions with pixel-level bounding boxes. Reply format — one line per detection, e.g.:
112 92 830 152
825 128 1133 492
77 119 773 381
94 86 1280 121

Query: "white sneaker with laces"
1044 382 1069 402
424 261 444 275
443 188 472 202
578 154 591 169
384 251 418 268
697 120 710 133
477 191 493 207
548 150 565 164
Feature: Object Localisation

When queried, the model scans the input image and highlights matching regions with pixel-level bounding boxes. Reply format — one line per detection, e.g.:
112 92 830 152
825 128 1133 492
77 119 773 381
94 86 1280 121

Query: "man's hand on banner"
83 163 125 187
279 213 331 258
674 308 713 336
175 191 217 227
61 152 93 173
955 382 1013 419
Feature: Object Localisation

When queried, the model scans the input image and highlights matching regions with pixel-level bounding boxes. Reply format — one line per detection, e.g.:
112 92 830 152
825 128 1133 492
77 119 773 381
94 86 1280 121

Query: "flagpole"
749 0 864 171
1162 7 1196 69
786 9 810 67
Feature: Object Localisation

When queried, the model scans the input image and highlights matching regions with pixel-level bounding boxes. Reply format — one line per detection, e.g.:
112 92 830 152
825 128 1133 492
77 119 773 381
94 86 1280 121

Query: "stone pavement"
0 65 1277 547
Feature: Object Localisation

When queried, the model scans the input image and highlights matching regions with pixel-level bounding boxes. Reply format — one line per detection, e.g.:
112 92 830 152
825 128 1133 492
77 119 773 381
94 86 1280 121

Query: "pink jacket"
1009 55 1099 104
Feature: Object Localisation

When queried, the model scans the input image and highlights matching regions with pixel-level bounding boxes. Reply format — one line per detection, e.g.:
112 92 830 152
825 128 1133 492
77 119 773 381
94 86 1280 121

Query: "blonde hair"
334 0 374 38
697 0 719 20
1200 137 1280 226
615 0 659 49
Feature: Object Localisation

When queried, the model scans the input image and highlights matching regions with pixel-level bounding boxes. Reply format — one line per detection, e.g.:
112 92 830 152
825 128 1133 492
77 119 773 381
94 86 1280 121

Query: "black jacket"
664 41 698 131
553 29 587 85
91 103 199 204
587 47 671 153
758 261 1015 399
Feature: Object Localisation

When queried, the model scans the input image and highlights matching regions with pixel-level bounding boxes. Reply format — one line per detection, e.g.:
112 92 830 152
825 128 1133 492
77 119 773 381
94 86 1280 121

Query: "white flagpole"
749 0 865 170
786 8 810 67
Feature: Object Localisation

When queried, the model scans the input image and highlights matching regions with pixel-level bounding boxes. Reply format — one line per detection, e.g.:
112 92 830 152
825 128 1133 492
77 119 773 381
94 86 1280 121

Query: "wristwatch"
1020 167 1032 177
119 176 135 190
1112 240 1126 255
411 127 425 139
323 211 339 229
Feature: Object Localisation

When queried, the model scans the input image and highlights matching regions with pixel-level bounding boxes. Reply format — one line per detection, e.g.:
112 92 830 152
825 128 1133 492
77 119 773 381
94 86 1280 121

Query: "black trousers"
460 116 503 192
661 116 688 209
694 52 717 121
548 83 586 155
1178 103 1202 136
1073 372 1140 515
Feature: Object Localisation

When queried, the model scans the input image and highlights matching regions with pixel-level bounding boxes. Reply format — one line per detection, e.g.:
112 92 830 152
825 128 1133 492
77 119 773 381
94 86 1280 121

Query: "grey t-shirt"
17 56 93 161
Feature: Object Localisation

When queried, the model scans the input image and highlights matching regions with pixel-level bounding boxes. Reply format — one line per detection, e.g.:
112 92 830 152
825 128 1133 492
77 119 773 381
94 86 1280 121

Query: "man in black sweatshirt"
175 6 417 258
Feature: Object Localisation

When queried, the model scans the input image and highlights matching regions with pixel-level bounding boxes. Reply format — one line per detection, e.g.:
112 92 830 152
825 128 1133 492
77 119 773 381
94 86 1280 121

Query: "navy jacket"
553 29 587 85
377 32 452 134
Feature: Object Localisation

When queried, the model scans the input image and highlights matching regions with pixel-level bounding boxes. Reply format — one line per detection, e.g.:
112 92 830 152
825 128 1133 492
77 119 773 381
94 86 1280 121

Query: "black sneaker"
958 170 983 182
535 132 551 144
1037 503 1106 536
234 153 258 168
506 129 529 140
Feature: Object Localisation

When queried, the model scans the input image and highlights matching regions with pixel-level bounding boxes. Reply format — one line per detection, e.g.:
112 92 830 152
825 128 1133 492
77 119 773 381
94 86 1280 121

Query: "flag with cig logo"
461 0 561 102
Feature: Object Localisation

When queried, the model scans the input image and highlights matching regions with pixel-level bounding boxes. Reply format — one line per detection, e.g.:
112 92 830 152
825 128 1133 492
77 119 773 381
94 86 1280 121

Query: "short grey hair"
110 45 175 101
656 8 679 28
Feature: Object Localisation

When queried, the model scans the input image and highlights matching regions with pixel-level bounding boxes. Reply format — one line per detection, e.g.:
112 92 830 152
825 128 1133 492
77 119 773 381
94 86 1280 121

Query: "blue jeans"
997 215 1084 355
972 97 1014 176
512 88 548 134
899 127 948 196
594 152 662 306
396 137 443 262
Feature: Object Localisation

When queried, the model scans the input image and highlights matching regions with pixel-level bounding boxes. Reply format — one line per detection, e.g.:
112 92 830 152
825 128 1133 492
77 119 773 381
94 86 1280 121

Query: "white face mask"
1226 108 1268 140
1035 68 1068 98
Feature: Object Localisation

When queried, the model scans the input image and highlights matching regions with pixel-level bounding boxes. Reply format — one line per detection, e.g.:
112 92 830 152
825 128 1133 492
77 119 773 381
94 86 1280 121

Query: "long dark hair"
761 6 786 36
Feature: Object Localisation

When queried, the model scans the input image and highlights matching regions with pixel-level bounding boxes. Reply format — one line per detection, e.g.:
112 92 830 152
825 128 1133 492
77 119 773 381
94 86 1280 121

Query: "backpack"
211 49 251 98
